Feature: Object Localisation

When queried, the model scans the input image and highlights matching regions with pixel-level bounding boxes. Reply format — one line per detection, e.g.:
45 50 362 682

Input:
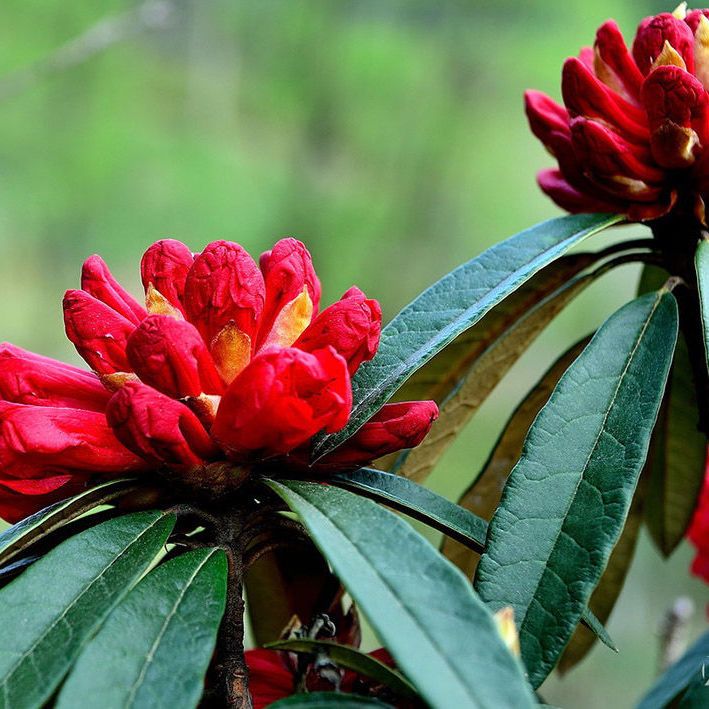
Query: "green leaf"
391 253 595 406
57 547 227 709
0 478 140 568
393 269 594 482
268 694 393 708
637 631 709 709
330 468 487 552
266 639 417 699
696 239 709 372
644 333 706 556
441 338 589 578
558 489 643 673
638 265 706 557
0 510 175 709
327 471 613 654
475 289 679 688
267 479 536 709
312 213 623 460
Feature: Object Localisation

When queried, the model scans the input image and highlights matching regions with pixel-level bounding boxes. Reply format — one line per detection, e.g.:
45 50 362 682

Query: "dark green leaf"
393 270 594 482
267 479 536 709
330 468 487 552
696 239 709 372
0 510 175 709
475 290 678 688
441 338 589 578
328 471 612 655
57 547 227 709
637 631 709 709
266 639 417 699
268 694 393 708
392 253 595 406
638 266 706 557
0 478 140 567
313 213 623 460
678 678 709 708
558 489 643 673
644 333 705 556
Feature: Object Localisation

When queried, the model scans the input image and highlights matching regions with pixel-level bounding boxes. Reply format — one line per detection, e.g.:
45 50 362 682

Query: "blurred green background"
0 1 706 706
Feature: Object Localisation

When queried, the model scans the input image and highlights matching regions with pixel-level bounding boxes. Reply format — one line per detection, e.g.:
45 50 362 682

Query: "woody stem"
213 506 253 709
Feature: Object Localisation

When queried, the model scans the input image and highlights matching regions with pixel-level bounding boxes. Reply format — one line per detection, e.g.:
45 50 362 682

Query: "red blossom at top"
0 238 438 522
526 6 709 224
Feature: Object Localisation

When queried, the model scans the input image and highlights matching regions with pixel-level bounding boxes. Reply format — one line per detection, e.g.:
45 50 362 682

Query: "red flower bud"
126 315 224 398
594 20 644 101
212 347 351 459
537 169 622 214
562 57 648 141
0 476 87 524
569 117 664 198
140 239 194 313
0 343 110 411
525 91 570 149
632 13 695 75
106 381 218 469
0 401 144 480
642 65 709 168
258 239 321 347
81 254 146 325
63 289 136 374
315 400 438 471
184 240 265 348
295 287 382 375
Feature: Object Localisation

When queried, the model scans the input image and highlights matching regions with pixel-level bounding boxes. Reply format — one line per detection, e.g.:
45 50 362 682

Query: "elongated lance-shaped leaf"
637 631 709 709
391 253 596 406
441 338 589 578
393 270 594 482
0 510 175 709
0 478 140 568
644 333 705 556
267 480 536 709
638 265 706 557
269 694 394 708
266 639 417 699
558 486 643 673
57 547 227 709
475 289 678 688
328 470 613 653
330 468 488 552
312 213 623 460
696 239 709 372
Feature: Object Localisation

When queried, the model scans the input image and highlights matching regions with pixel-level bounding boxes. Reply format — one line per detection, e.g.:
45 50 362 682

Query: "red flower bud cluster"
527 6 709 223
0 238 438 522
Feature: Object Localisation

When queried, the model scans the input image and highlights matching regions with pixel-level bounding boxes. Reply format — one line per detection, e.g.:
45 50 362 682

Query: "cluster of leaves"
0 213 707 708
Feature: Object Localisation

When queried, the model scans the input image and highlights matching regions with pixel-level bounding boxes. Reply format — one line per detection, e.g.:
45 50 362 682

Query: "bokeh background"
0 1 706 707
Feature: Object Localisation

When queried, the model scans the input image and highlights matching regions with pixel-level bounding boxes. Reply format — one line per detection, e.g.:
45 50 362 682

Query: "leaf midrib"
0 514 166 701
123 549 217 707
518 292 662 634
279 484 500 708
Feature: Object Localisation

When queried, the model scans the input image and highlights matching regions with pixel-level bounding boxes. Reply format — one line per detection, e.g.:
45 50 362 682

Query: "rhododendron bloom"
526 5 709 224
0 238 438 522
